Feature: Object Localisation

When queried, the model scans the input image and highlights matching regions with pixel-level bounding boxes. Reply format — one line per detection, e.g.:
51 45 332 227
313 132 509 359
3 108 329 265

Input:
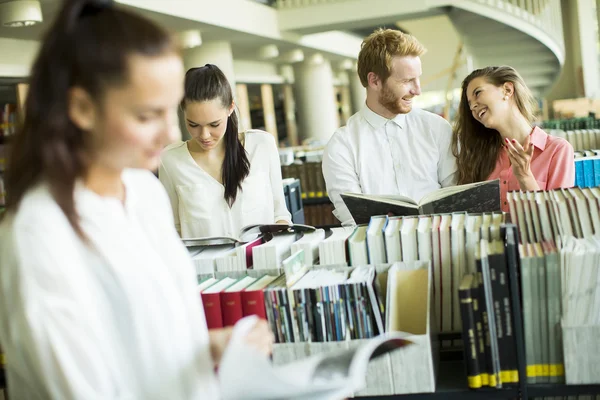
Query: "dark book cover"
340 194 419 224
342 180 501 225
420 179 501 215
459 274 482 389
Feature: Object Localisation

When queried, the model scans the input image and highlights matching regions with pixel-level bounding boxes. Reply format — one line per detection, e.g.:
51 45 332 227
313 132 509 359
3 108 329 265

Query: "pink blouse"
487 126 575 212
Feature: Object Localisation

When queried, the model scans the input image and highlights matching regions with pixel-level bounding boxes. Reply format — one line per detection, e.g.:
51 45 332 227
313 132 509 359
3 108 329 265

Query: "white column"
574 0 599 98
348 68 366 114
293 54 339 143
183 41 236 87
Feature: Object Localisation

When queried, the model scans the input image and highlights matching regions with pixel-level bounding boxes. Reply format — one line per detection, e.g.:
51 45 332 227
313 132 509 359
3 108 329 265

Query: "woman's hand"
208 319 274 366
242 319 275 357
209 327 234 366
504 136 540 191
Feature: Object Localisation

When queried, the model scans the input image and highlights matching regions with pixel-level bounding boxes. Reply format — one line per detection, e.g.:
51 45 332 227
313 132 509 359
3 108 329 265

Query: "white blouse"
0 169 219 400
159 130 291 239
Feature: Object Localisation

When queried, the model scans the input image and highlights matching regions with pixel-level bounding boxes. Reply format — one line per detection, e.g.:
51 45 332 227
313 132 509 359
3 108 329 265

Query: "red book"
241 275 280 319
200 277 237 330
201 292 224 329
221 276 258 327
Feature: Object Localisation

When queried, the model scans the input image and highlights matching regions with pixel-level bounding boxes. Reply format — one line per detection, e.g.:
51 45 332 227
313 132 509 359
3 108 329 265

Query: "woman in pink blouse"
451 66 574 212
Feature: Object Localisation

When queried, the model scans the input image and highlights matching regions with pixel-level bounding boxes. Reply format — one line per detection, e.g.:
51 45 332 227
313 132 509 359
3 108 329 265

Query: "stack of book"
281 161 326 199
458 225 521 390
507 187 600 385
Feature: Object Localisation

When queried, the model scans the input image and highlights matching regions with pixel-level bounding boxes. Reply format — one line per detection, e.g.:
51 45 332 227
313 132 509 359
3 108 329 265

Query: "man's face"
378 55 422 115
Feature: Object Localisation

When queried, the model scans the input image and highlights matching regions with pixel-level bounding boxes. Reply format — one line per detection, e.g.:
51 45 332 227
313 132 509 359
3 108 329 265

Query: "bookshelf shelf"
527 383 600 397
357 360 520 400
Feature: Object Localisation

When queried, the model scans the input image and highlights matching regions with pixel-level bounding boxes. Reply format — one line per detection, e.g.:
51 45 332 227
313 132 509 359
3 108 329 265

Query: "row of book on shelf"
547 129 600 152
542 116 599 131
281 161 326 199
186 185 600 393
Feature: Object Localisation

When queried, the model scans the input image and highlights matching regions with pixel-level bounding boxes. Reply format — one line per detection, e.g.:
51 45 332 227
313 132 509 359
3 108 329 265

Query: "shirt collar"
530 126 547 151
360 103 406 130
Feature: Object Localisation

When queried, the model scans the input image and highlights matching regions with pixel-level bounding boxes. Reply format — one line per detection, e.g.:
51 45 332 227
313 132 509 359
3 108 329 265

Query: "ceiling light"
179 30 202 49
308 53 324 65
339 59 354 70
0 1 43 27
281 49 304 63
258 44 279 59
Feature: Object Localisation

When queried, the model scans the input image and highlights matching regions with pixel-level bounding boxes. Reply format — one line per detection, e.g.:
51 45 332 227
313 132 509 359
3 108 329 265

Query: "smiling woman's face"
465 76 512 130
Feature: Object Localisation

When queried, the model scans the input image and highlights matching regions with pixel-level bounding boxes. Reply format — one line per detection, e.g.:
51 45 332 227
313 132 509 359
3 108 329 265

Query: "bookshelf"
358 361 520 400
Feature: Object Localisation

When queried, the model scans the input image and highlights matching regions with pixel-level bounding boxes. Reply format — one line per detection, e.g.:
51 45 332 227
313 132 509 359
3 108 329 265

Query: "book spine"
220 291 244 327
459 277 482 389
201 292 224 330
241 290 267 320
471 284 490 387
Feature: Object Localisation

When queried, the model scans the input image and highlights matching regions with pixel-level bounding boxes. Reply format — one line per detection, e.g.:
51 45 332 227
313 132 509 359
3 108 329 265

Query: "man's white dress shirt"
322 105 457 226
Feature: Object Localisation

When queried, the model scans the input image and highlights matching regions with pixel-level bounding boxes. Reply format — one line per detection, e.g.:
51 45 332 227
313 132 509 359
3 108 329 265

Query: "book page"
418 179 500 209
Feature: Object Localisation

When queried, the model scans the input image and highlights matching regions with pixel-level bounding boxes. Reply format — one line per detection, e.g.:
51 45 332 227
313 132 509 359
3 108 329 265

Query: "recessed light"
0 1 43 28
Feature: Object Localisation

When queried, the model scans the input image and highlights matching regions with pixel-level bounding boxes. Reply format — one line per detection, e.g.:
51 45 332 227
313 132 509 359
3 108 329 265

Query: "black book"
459 274 483 389
340 180 501 224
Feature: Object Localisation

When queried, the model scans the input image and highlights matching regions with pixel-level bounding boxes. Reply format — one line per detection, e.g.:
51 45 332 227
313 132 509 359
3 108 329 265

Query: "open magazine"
219 316 413 400
181 224 316 247
340 179 501 224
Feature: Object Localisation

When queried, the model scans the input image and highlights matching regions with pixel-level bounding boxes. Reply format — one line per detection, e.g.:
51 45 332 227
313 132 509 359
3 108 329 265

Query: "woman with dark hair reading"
159 65 291 239
0 0 272 398
452 66 574 211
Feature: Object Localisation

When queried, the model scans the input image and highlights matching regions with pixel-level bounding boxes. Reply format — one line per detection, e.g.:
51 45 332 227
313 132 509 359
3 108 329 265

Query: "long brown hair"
4 0 176 237
451 66 538 184
181 65 250 207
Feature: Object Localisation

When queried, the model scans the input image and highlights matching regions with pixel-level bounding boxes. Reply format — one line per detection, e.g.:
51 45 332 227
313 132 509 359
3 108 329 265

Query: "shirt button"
503 181 507 184
504 201 507 205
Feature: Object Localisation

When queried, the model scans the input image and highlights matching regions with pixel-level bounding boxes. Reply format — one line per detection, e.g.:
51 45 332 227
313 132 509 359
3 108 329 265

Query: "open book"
341 179 501 224
219 316 413 400
181 223 316 247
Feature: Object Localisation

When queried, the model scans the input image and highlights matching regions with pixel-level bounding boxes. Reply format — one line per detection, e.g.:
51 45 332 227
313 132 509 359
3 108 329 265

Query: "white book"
438 215 452 335
384 217 403 263
416 216 433 262
480 212 492 241
526 191 543 243
583 188 600 235
348 225 369 266
450 213 466 332
534 191 554 242
318 227 353 266
366 215 388 264
569 187 594 237
562 189 583 238
566 130 577 150
291 229 326 267
252 233 297 270
465 214 483 274
431 215 442 333
589 129 599 149
520 191 537 243
400 217 419 262
191 244 236 275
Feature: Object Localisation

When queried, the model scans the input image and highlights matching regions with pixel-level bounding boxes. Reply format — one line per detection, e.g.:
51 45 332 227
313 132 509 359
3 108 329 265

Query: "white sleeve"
322 132 361 226
266 135 292 223
158 159 181 235
437 119 458 187
0 224 129 399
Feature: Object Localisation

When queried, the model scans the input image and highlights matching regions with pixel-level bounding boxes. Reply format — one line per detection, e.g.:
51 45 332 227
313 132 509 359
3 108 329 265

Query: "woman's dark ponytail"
182 65 251 207
4 0 176 238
